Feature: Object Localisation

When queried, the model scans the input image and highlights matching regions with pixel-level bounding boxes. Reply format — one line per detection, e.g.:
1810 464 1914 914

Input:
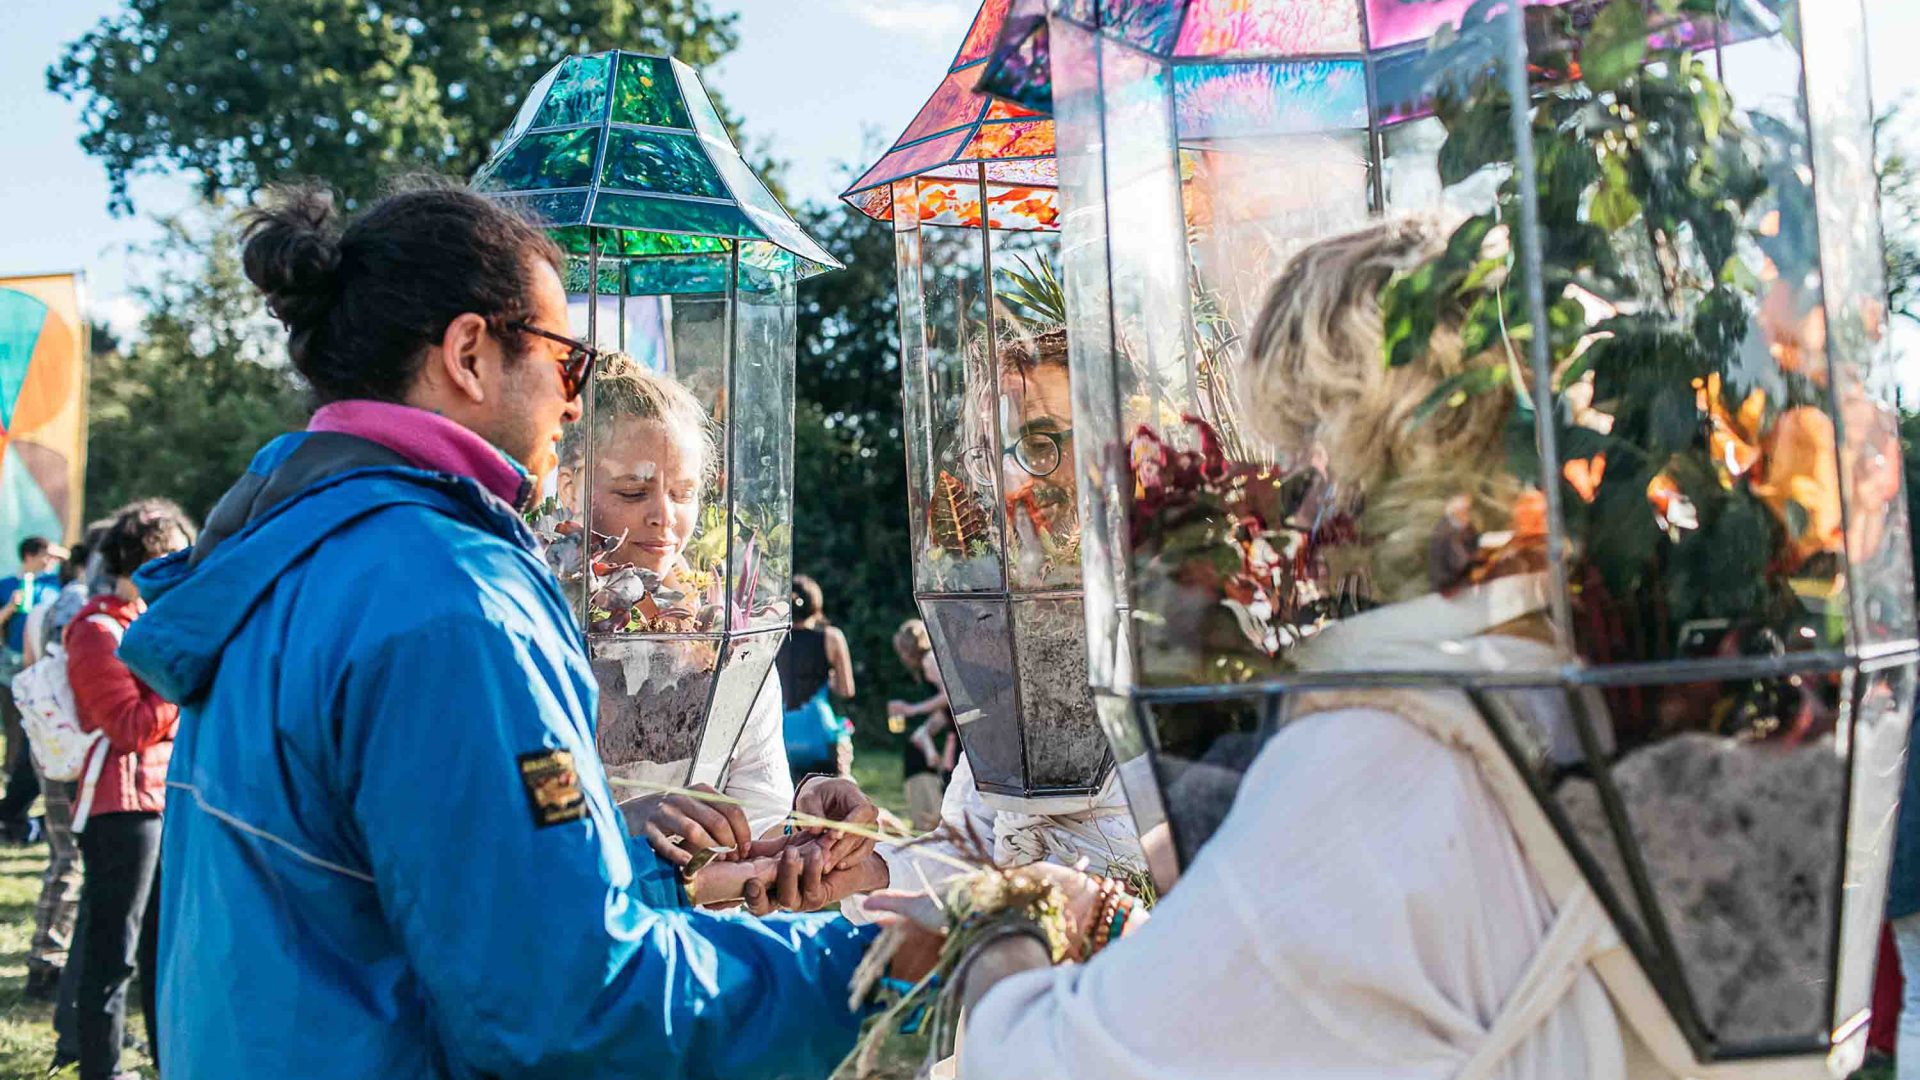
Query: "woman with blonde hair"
871 217 1673 1080
559 354 874 885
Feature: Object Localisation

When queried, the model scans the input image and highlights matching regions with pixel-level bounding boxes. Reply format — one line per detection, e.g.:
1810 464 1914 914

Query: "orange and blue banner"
0 273 88 558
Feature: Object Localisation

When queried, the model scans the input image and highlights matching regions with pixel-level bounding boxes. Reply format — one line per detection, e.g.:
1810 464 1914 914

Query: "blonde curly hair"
1240 216 1522 601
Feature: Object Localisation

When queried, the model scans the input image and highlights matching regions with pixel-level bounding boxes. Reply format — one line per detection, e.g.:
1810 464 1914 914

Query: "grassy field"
0 844 154 1080
850 743 907 821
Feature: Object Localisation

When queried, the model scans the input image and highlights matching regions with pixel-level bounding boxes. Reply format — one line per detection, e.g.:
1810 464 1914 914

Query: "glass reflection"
582 354 725 634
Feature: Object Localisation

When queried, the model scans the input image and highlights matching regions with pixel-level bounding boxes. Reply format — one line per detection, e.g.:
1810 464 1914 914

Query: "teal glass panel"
561 254 731 299
550 226 730 260
503 64 561 143
599 129 729 200
590 191 765 240
490 190 591 229
625 254 733 295
612 53 691 129
671 61 839 272
530 53 611 130
472 128 598 193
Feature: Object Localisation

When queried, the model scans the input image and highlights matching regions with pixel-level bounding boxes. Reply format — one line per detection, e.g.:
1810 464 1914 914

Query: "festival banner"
0 273 88 557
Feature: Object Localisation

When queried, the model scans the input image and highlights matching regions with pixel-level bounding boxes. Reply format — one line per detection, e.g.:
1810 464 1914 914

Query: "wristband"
792 772 836 807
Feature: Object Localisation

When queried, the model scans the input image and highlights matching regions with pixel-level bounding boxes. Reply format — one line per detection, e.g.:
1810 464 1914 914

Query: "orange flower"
1646 472 1697 533
1511 489 1549 538
1842 390 1903 562
1750 406 1843 565
1759 275 1829 385
1564 454 1607 503
1694 372 1765 484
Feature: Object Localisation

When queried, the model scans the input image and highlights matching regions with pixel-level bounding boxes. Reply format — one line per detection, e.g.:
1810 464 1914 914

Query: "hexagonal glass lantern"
987 0 1915 1071
843 0 1111 801
476 51 839 801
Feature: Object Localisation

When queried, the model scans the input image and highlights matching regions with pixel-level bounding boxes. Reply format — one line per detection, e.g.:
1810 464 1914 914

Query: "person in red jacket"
55 499 195 1080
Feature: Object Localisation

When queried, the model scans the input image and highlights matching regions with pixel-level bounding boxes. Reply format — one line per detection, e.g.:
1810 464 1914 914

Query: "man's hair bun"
242 185 344 333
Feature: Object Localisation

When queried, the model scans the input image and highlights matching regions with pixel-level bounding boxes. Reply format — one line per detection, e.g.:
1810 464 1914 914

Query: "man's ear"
435 312 494 405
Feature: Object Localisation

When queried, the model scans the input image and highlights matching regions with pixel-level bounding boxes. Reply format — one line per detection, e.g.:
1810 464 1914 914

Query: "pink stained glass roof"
844 128 975 199
1174 0 1363 58
958 0 1017 64
843 0 1058 220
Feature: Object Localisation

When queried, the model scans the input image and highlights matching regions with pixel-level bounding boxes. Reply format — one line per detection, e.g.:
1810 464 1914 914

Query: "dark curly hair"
242 176 564 404
99 499 198 580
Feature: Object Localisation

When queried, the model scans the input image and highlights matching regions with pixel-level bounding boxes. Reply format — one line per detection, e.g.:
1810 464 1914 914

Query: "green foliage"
1380 0 1826 649
995 254 1068 329
793 200 920 752
49 0 740 211
1878 102 1920 328
85 204 310 524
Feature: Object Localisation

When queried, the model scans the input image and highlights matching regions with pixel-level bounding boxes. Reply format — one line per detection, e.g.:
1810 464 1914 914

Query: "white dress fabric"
961 575 1676 1080
720 676 796 839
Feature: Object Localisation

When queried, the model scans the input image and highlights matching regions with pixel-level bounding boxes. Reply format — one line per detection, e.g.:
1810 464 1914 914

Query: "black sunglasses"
509 320 599 400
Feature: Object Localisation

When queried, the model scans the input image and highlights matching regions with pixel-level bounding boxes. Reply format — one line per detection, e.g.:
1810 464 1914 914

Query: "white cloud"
826 0 972 44
88 293 147 347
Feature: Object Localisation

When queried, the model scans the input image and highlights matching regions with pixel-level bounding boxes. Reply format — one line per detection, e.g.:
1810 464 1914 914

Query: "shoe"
24 966 59 1001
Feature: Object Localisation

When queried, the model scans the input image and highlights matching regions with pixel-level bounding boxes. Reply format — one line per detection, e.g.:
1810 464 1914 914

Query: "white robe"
960 574 1675 1080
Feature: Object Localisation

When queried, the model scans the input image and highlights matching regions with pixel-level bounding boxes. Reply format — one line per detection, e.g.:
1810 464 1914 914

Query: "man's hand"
886 699 912 718
740 848 889 916
621 783 753 870
793 776 881 871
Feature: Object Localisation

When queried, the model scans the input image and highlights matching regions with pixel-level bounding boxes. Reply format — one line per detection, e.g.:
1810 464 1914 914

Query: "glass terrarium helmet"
842 0 1111 802
475 51 839 802
987 0 1914 1072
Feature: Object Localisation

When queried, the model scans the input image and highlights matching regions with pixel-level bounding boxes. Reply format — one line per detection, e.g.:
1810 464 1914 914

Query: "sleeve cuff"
626 838 691 909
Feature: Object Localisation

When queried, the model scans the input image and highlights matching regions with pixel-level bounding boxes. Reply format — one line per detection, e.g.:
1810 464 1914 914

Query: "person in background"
30 520 116 664
0 536 68 842
776 574 856 784
890 619 954 833
17 528 105 1003
52 500 196 1080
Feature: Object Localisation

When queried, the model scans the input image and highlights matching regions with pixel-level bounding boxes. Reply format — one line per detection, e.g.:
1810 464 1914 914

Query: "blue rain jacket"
120 432 876 1079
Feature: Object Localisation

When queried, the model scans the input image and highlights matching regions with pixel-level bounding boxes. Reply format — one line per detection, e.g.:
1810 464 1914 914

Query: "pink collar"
308 401 530 507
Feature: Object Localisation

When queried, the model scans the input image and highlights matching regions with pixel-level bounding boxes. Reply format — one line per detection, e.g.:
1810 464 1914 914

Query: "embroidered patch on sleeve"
517 749 587 829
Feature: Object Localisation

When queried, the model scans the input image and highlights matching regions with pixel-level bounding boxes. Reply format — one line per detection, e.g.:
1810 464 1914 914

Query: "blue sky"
3 0 1918 338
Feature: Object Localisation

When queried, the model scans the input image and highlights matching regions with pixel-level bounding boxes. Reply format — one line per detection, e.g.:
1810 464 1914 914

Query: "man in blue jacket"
117 181 876 1079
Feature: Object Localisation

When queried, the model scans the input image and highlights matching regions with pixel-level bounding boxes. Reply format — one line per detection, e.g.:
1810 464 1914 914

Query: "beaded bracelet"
1082 878 1135 960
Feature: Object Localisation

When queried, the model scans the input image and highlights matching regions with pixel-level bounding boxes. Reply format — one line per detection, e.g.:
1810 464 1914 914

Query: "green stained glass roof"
474 51 839 281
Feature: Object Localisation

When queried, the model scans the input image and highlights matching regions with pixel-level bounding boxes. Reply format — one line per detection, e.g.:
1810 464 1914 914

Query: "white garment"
963 573 1677 1080
962 706 1641 1080
841 754 1141 924
720 676 795 839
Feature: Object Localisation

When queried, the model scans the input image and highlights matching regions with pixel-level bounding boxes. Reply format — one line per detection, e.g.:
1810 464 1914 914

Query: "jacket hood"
123 432 538 705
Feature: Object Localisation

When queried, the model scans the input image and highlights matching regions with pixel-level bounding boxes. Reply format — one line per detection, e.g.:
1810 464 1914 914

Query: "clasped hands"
622 778 890 914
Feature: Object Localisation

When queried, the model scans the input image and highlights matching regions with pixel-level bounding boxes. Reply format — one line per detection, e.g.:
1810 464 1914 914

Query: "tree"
1879 102 1920 329
792 199 918 747
85 203 309 522
50 0 739 212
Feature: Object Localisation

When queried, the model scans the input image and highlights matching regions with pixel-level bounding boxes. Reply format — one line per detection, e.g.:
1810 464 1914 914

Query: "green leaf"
1591 155 1644 231
1411 363 1511 425
1438 98 1516 186
1582 0 1650 92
